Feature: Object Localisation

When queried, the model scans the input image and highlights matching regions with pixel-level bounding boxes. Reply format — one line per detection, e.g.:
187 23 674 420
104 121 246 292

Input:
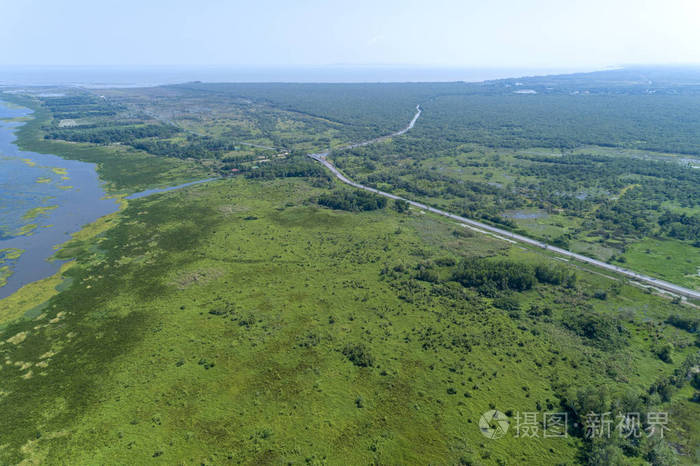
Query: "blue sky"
3 0 700 67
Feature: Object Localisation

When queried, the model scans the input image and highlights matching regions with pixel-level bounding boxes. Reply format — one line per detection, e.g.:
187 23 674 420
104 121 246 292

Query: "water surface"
126 178 218 200
0 101 119 299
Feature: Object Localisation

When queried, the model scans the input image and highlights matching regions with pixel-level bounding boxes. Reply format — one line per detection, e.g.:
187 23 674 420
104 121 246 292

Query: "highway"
308 105 700 301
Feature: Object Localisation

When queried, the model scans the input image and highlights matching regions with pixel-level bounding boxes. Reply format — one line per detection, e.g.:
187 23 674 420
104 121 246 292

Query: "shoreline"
0 100 121 301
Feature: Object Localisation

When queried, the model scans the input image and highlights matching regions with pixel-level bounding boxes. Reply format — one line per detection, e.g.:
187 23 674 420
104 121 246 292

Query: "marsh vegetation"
1 68 699 464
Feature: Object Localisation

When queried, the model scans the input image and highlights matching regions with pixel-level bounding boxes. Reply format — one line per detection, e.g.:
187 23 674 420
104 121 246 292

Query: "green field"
623 238 700 290
1 175 698 464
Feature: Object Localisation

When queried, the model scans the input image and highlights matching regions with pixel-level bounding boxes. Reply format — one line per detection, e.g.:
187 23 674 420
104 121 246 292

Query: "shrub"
665 315 699 333
342 343 375 367
415 268 439 283
551 235 570 248
656 343 674 363
434 257 456 267
563 309 628 349
534 263 575 286
452 228 474 238
393 199 410 213
691 372 700 390
527 304 552 317
492 295 521 311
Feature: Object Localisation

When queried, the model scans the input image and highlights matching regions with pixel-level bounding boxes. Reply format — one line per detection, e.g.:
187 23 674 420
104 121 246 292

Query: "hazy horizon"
4 0 700 70
0 64 611 87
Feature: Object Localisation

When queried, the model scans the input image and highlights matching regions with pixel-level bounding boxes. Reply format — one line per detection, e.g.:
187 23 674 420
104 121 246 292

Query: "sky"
2 0 700 68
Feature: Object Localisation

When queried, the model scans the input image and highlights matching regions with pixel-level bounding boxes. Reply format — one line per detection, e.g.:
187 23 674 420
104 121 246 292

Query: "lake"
0 101 120 299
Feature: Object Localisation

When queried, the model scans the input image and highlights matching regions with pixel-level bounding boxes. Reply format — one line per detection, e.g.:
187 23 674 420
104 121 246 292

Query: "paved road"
308 106 700 300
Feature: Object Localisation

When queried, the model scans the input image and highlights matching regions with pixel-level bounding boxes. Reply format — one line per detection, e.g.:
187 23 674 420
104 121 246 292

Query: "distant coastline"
0 65 600 87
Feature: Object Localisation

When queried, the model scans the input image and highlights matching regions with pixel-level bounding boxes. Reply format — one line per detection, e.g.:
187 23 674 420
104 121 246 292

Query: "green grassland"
1 176 698 464
2 72 700 464
623 238 700 290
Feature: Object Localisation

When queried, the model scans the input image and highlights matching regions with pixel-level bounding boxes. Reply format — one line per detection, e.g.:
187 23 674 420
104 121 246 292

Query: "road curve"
308 105 700 300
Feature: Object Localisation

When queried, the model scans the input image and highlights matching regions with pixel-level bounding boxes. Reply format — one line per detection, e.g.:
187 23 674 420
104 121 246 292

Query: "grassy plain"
623 238 700 290
1 176 698 464
2 73 699 464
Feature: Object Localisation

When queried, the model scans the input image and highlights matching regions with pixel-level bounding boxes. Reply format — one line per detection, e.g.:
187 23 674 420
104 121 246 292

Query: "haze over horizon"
3 0 700 69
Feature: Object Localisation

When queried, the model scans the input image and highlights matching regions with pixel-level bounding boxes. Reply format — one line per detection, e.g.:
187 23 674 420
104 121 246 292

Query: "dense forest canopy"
416 94 700 155
168 82 450 128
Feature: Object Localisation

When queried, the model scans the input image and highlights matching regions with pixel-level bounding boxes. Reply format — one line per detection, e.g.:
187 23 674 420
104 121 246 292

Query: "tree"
656 343 674 363
393 199 410 213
